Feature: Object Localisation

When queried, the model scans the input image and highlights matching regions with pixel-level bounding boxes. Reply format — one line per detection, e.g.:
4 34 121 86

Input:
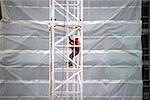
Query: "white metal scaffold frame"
49 0 83 100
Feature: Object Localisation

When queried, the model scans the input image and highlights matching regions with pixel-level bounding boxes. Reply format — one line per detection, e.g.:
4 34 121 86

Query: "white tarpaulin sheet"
0 0 142 100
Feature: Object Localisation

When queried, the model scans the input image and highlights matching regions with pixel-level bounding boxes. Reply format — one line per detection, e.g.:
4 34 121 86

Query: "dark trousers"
69 48 80 66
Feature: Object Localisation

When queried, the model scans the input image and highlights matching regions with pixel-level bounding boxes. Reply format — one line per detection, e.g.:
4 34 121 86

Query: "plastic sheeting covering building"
0 0 142 100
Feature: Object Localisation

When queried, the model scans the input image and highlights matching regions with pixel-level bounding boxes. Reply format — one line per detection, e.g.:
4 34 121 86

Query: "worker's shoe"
68 62 72 66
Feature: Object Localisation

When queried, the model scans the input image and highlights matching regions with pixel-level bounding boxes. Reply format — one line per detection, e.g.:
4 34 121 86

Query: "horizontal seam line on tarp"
0 80 143 84
0 96 142 98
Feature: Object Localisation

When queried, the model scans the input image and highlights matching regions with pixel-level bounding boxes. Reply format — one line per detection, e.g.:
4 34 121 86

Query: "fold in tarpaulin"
0 0 142 100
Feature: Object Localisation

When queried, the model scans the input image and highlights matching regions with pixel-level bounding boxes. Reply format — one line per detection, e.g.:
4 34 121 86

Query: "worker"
68 36 80 66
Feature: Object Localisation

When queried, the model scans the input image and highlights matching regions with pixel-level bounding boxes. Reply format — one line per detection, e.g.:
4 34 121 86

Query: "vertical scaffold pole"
49 0 55 100
80 0 83 99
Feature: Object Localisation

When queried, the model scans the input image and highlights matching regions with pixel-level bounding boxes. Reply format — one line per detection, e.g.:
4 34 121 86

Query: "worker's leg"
69 51 74 66
68 48 80 66
75 48 80 56
69 52 74 60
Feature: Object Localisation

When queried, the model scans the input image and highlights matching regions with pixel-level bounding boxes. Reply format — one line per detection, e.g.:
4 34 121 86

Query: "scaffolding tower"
48 0 83 100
